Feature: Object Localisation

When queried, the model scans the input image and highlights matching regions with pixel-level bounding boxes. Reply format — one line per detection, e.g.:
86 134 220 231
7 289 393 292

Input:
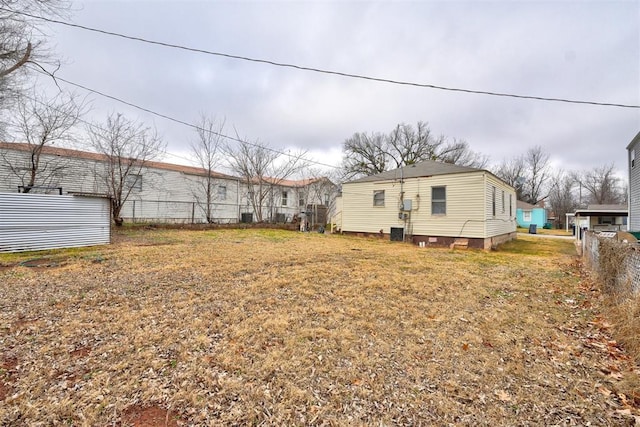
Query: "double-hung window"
432 186 446 214
218 185 227 200
373 190 385 206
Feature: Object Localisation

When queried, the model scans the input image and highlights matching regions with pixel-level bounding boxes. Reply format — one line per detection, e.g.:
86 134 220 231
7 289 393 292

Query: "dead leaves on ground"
0 230 639 425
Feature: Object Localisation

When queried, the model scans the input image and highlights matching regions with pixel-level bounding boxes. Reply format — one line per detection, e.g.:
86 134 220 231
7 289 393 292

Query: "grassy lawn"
1 229 637 425
517 226 573 236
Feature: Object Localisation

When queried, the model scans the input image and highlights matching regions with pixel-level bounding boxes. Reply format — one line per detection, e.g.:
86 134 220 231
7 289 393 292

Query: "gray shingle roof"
516 200 536 210
347 160 482 184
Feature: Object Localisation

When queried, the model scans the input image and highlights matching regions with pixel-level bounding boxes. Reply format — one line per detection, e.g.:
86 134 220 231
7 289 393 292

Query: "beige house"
338 161 517 249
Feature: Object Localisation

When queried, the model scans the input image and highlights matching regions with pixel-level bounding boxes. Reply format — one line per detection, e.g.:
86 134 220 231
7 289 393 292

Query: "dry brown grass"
1 229 638 425
517 226 573 237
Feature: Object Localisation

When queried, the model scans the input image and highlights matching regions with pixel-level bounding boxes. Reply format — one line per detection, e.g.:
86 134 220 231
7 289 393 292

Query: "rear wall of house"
341 171 515 239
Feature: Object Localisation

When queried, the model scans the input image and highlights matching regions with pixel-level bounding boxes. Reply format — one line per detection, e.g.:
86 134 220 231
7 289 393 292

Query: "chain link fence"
582 231 640 295
116 199 309 225
120 199 239 224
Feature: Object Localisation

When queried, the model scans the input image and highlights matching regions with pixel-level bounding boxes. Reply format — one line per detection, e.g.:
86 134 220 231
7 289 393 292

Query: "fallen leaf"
495 390 512 402
598 387 612 397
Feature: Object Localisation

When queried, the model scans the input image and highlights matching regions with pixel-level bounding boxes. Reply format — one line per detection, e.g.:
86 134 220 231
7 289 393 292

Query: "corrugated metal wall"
0 193 111 253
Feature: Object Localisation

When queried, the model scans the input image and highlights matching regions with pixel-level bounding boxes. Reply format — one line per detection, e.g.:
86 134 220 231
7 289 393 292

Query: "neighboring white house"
237 176 338 226
627 131 640 232
0 142 336 224
573 204 629 240
339 161 517 249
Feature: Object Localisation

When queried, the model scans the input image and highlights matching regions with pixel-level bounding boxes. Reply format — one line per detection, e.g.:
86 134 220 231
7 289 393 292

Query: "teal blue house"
516 200 547 228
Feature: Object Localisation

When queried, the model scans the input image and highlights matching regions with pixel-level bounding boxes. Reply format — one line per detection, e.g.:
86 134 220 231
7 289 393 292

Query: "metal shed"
0 192 111 253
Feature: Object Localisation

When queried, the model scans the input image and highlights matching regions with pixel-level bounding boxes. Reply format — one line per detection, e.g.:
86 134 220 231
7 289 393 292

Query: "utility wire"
28 65 342 170
6 6 639 109
17 91 199 166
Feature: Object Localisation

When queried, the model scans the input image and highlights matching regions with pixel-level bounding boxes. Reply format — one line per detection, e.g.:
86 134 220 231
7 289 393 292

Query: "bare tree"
438 138 490 169
190 115 225 223
225 137 307 222
386 121 440 167
88 113 165 226
493 146 550 204
1 90 85 192
494 155 526 200
547 170 577 228
579 163 625 205
341 121 488 179
297 166 340 218
0 1 70 112
523 146 550 205
341 131 387 178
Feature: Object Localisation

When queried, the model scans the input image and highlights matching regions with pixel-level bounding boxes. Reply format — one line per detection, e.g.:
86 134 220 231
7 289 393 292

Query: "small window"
218 185 227 200
431 186 446 215
632 149 636 168
599 216 613 225
501 190 505 213
492 187 496 216
324 193 330 206
125 174 142 191
299 195 305 207
523 210 532 222
509 194 512 217
373 190 385 206
282 191 288 206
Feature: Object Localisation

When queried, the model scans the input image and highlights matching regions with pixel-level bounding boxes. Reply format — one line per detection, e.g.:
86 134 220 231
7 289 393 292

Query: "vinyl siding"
629 137 640 231
0 146 241 222
411 173 486 238
484 174 517 237
342 171 515 238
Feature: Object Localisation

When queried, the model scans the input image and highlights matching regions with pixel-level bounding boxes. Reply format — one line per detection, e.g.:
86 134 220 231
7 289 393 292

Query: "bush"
596 237 640 362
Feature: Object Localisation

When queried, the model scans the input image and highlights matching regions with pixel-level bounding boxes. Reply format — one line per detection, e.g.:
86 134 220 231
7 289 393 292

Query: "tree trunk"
112 201 124 226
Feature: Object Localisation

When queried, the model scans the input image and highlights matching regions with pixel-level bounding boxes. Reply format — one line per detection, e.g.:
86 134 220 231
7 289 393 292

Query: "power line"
27 66 342 170
6 6 639 109
17 91 200 166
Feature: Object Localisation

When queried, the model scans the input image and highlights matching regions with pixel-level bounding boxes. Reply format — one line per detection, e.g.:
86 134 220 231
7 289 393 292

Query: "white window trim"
373 190 385 207
431 186 446 215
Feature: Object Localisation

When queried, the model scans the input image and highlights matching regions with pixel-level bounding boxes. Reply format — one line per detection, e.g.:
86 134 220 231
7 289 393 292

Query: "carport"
573 205 628 240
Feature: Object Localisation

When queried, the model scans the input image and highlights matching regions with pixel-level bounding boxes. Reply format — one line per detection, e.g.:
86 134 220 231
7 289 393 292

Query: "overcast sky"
36 0 640 177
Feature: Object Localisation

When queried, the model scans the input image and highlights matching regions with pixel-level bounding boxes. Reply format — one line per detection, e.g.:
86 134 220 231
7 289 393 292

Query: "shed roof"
346 160 483 184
